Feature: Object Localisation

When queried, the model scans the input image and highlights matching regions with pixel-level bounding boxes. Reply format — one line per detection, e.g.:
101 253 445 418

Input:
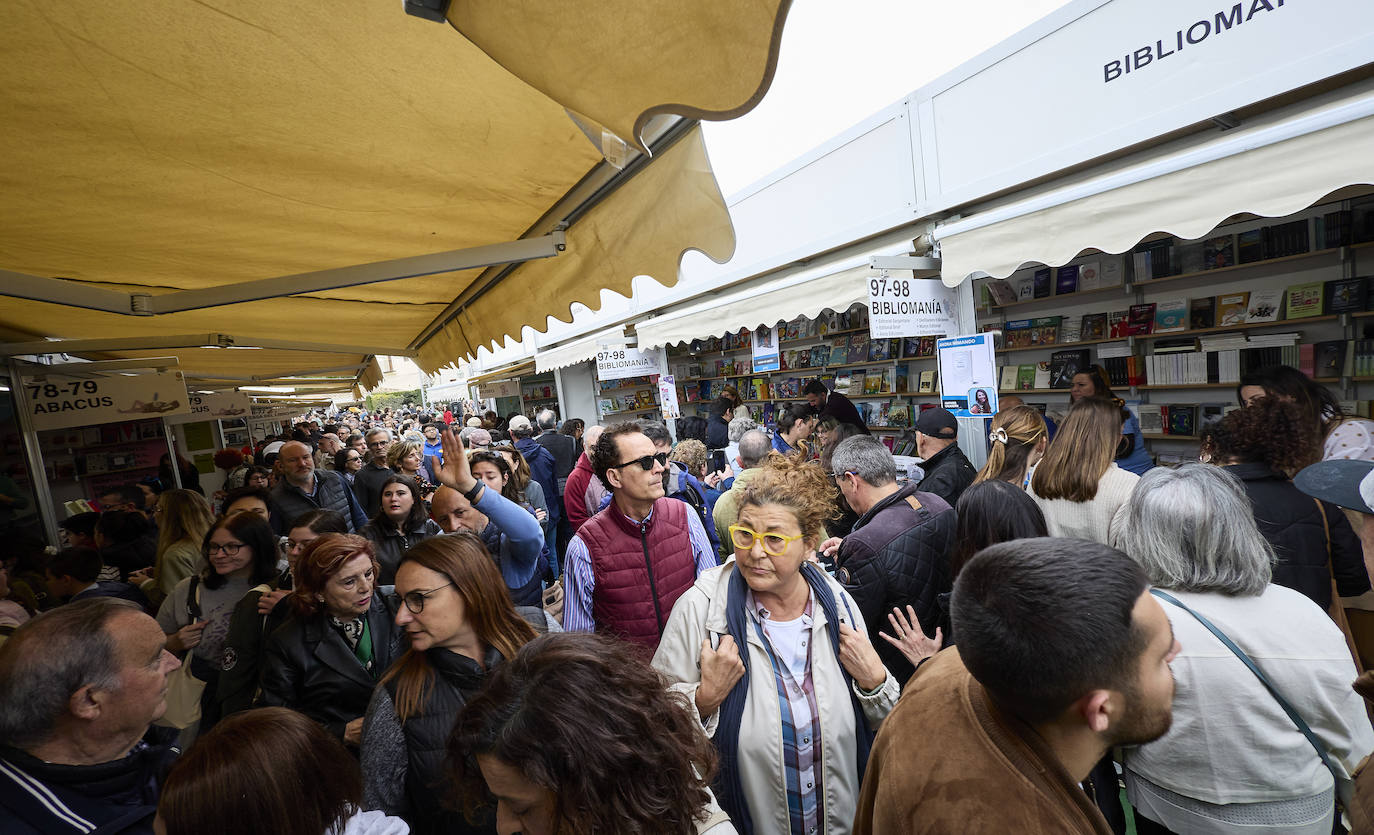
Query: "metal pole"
7 360 60 546
162 419 184 489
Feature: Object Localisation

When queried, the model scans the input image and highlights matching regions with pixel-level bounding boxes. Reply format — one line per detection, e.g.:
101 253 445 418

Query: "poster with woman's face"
936 334 998 416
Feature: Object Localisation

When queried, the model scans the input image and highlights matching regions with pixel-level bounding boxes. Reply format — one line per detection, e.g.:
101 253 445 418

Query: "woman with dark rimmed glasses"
360 533 558 835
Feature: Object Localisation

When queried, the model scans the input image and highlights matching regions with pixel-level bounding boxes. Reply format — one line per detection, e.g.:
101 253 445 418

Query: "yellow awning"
0 0 790 389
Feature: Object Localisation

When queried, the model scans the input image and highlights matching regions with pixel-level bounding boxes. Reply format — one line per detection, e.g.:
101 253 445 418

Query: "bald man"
270 440 368 533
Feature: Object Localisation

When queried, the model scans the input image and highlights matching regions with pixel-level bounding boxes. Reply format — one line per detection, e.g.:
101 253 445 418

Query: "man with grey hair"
352 426 395 517
823 434 957 686
314 432 342 471
532 409 577 555
0 598 181 834
271 440 368 533
711 429 773 556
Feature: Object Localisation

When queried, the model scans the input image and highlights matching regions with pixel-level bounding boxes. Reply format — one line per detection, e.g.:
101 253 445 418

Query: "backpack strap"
1150 589 1337 779
186 575 202 622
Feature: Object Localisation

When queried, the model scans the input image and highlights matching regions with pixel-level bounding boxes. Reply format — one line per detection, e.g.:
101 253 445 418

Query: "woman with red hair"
257 533 402 747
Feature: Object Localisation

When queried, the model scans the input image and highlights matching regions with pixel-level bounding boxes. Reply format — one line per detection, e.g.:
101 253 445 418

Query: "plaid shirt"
749 590 823 835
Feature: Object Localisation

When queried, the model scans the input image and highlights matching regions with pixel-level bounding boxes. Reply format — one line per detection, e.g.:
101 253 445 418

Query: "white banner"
751 325 780 372
658 375 682 421
25 370 190 431
596 346 663 381
477 379 520 400
166 391 251 424
868 274 959 339
936 334 998 417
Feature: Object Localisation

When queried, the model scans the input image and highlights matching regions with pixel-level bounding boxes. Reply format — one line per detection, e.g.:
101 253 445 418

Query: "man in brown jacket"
854 537 1181 834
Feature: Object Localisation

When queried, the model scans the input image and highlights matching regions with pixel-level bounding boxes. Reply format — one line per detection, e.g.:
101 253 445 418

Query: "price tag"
867 273 959 339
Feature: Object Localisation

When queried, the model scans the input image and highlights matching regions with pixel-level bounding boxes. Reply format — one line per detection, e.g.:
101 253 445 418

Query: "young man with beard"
853 537 1180 834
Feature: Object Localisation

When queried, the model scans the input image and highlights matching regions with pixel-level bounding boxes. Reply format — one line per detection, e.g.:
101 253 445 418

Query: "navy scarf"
713 562 875 834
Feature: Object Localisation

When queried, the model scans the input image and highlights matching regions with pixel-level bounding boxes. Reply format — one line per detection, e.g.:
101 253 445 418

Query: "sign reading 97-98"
595 346 664 382
867 275 960 340
24 370 190 431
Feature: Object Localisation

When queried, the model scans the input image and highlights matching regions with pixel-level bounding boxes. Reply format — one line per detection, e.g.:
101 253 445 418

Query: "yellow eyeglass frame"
728 524 805 556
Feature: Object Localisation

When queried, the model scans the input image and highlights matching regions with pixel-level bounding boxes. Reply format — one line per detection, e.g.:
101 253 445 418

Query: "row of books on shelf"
522 385 556 400
597 391 658 413
676 334 944 379
997 350 1093 391
596 375 657 392
983 205 1374 309
1134 404 1238 437
834 367 927 396
1134 206 1373 281
986 259 1125 306
675 307 871 356
992 278 1369 350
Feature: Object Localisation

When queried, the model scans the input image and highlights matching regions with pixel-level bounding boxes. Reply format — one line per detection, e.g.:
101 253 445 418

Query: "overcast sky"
703 0 1072 196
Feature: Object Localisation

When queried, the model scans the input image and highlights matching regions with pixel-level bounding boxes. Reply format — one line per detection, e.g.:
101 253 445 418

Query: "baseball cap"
508 415 532 433
915 407 958 440
466 417 483 428
1294 459 1374 514
468 429 493 448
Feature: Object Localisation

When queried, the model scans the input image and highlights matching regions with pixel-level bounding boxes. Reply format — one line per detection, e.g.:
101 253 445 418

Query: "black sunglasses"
612 452 669 471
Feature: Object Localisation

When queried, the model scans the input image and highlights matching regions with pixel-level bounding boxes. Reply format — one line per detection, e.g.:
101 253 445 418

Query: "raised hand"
435 426 478 494
878 605 943 668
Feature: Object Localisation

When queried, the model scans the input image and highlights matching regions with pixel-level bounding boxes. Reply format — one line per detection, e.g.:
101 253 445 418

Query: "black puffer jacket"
1228 462 1370 610
834 483 956 686
914 443 977 507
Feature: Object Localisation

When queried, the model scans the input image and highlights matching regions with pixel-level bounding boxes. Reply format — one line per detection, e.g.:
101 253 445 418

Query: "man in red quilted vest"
562 422 717 650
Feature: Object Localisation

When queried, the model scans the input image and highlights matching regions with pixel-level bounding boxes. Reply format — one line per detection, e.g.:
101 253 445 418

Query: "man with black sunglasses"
561 422 717 651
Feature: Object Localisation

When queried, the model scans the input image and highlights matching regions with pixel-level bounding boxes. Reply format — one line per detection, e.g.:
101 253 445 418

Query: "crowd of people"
4 364 1374 834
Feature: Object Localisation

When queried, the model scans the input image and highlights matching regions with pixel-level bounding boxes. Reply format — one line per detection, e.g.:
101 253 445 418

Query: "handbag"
156 576 206 730
1150 589 1340 783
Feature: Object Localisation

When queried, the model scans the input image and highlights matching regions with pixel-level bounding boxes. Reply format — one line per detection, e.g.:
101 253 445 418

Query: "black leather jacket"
257 591 403 740
914 443 977 507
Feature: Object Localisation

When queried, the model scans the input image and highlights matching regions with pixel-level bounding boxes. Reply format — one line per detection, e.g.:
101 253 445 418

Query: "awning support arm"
0 333 417 358
0 231 566 316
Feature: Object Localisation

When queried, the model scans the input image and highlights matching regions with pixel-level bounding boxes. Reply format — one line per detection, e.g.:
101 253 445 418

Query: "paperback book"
1153 299 1188 333
1327 277 1368 314
1284 282 1324 319
1081 313 1107 341
1078 261 1101 292
1245 289 1283 323
1216 292 1250 326
1126 304 1157 336
1033 268 1052 299
1189 297 1216 330
1055 265 1079 295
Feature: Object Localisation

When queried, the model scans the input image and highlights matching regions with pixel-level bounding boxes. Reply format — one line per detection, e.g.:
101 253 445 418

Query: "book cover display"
1153 299 1188 333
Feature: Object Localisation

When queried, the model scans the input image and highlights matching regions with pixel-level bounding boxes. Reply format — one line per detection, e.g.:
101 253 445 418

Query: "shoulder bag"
156 576 206 729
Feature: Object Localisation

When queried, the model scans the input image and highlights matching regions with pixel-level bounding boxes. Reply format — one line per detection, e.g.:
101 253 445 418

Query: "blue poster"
936 333 999 417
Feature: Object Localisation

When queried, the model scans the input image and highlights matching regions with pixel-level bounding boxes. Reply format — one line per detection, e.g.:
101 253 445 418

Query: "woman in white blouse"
1112 463 1373 835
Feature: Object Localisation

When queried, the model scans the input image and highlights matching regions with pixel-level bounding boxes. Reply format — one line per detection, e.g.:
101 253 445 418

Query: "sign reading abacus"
867 274 960 339
595 346 663 381
24 370 190 431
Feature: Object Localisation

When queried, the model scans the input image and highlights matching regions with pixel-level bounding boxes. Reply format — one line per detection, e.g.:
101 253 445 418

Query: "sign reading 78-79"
23 370 190 431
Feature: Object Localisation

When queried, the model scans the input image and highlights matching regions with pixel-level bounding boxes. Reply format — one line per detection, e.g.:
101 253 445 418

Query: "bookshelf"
975 194 1374 466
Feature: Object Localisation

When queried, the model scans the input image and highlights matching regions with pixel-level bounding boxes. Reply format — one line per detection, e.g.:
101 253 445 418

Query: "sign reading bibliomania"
25 370 191 431
596 346 664 382
868 275 960 340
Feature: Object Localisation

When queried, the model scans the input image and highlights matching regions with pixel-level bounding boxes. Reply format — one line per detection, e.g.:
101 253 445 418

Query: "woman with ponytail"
653 452 898 835
974 405 1047 488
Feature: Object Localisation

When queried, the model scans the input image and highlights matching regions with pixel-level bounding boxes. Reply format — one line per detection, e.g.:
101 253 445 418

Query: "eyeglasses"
729 524 805 557
611 452 669 471
402 581 454 614
206 542 245 556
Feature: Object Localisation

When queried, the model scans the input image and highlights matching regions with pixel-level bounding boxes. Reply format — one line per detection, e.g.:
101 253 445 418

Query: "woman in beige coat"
653 453 897 835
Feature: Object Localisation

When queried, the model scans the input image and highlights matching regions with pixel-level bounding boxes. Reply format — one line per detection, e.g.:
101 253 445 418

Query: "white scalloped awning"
635 264 871 350
937 85 1374 286
534 328 626 374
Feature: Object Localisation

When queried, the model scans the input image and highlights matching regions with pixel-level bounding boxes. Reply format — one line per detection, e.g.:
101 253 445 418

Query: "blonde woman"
386 439 435 503
1027 397 1140 544
974 405 1047 488
129 488 214 607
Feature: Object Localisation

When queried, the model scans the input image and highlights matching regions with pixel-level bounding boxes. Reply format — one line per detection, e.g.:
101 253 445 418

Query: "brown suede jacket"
853 648 1114 835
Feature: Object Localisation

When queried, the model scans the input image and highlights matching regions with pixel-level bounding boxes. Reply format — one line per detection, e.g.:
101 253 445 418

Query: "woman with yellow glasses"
653 452 897 835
